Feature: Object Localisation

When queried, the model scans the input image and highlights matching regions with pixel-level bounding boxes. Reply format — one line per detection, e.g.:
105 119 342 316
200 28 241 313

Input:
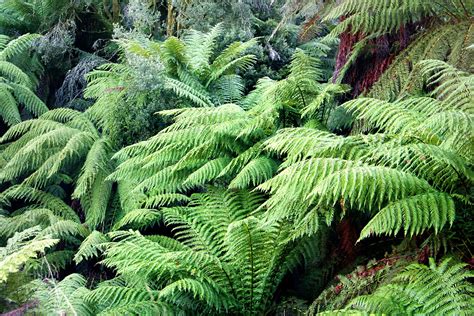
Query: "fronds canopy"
87 188 322 315
0 108 115 229
348 257 474 315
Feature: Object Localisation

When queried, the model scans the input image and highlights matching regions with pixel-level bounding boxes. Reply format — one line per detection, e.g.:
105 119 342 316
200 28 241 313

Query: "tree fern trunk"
333 18 413 96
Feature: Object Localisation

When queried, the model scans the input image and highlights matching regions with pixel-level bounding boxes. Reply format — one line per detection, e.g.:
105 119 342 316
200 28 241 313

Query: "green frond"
0 118 64 143
228 157 278 189
89 188 314 314
325 0 469 38
184 23 223 75
367 142 473 191
343 98 423 135
264 128 376 162
0 34 10 49
0 83 21 125
348 258 474 315
316 310 368 315
159 278 234 312
182 157 231 189
164 77 213 107
0 60 32 87
31 273 94 316
39 220 88 240
218 142 264 178
0 185 78 222
359 192 455 240
0 33 41 61
0 226 58 283
74 231 109 264
113 209 162 230
85 286 170 316
310 166 433 211
26 249 74 275
210 74 245 104
416 59 474 113
208 37 257 86
142 193 191 208
9 82 48 116
258 158 360 220
0 207 58 237
73 138 114 199
368 22 473 100
302 83 349 118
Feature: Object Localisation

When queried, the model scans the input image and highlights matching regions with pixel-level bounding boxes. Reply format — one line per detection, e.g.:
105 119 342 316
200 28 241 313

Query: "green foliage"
84 24 257 145
260 60 472 240
87 188 322 315
0 1 473 315
0 33 47 126
368 22 473 100
109 48 346 211
346 257 474 315
325 0 472 38
0 226 58 283
325 0 473 94
0 0 110 34
73 230 109 264
0 108 115 229
30 273 94 316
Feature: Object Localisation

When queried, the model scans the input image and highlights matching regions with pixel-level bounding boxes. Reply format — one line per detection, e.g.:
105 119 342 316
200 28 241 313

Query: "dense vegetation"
0 1 473 315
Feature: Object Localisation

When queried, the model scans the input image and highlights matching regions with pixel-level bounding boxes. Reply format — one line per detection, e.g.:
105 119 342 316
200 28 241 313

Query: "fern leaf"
359 192 455 240
74 231 109 264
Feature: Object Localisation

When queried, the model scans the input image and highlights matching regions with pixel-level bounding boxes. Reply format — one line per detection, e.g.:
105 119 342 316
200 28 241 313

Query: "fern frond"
184 23 223 76
310 166 433 211
10 82 48 116
0 33 41 61
359 192 455 240
164 77 213 107
0 226 58 283
228 157 278 189
113 209 162 230
31 273 94 316
0 60 32 87
0 185 78 222
0 83 21 125
74 231 109 264
349 257 474 315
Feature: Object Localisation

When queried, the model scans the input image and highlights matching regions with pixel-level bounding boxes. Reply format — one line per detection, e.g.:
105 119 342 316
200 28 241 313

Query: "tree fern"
368 22 473 100
0 34 47 126
30 273 94 316
73 230 109 264
109 48 346 211
324 0 473 97
0 109 115 229
86 188 323 315
0 226 58 283
261 62 472 240
346 257 474 315
325 0 471 38
86 24 258 127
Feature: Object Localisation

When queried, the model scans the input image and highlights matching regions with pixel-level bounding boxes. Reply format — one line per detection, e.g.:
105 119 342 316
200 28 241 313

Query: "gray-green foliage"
84 24 258 145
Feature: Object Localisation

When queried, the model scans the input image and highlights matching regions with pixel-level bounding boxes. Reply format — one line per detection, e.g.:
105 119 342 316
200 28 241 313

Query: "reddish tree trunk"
334 22 413 96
